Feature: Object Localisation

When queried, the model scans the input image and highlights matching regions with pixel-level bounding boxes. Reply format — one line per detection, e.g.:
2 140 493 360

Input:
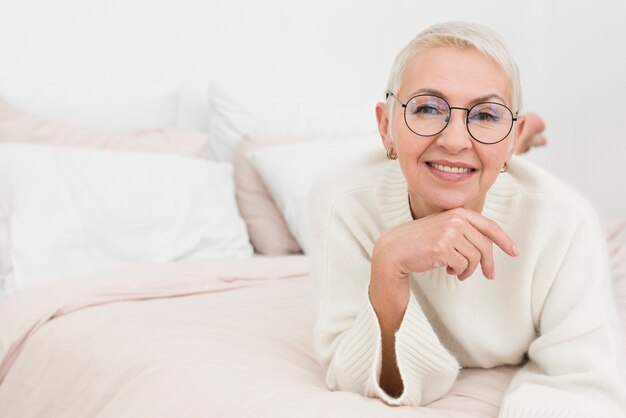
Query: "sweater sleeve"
311 187 459 407
499 214 626 418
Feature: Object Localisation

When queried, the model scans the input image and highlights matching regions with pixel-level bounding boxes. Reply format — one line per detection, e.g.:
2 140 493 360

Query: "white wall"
0 0 624 218
529 1 626 219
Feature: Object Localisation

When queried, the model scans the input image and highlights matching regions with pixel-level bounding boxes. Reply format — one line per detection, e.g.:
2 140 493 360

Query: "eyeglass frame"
386 92 519 145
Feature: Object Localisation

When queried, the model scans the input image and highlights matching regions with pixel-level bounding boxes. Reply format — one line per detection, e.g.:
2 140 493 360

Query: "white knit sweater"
310 152 626 417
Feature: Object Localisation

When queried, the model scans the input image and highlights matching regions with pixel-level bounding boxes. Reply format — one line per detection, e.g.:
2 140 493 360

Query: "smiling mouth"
426 162 476 174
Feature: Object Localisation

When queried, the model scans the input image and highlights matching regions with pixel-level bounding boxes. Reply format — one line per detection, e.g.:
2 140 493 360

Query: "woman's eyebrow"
406 88 508 105
406 88 447 99
472 93 507 105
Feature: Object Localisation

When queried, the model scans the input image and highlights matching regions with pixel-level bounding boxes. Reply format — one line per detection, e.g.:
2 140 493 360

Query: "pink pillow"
0 100 211 158
234 133 301 255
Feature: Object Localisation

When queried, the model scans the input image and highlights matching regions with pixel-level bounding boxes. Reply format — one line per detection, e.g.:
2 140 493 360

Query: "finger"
453 238 482 281
462 225 496 279
451 209 519 257
445 247 469 278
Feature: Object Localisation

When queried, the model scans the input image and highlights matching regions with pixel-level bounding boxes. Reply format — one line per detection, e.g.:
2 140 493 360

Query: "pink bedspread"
0 256 555 417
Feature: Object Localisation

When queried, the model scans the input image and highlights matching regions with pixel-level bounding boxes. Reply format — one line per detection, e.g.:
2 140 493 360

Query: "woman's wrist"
371 229 408 281
370 238 410 317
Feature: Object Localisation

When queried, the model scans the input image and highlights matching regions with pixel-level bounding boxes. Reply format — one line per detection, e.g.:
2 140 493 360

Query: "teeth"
428 163 473 173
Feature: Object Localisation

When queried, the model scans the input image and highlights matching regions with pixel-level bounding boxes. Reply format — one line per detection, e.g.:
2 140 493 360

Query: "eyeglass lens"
404 95 514 144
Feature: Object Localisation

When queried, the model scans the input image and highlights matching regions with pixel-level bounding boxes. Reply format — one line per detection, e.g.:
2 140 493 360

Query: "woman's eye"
472 111 499 122
413 105 440 115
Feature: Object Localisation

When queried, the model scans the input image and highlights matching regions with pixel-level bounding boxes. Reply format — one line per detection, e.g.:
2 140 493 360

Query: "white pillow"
207 83 378 163
247 135 380 253
0 143 252 293
0 74 178 131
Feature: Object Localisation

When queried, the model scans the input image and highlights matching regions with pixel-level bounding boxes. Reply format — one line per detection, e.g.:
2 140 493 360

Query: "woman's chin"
424 193 482 213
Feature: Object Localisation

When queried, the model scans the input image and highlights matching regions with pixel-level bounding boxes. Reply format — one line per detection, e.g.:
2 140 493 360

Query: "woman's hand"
372 208 519 282
368 207 519 398
369 208 519 397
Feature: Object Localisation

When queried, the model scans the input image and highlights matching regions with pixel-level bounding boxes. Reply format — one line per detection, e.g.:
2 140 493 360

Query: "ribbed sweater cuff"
331 297 381 392
389 292 460 405
330 293 460 407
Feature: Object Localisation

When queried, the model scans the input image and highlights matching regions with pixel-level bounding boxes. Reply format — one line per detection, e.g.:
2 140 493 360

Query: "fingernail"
512 245 520 257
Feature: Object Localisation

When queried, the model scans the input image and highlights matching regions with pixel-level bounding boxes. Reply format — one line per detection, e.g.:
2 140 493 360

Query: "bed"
0 256 519 418
0 246 624 418
0 83 624 418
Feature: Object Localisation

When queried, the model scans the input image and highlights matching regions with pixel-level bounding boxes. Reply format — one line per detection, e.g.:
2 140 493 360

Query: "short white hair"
385 21 522 119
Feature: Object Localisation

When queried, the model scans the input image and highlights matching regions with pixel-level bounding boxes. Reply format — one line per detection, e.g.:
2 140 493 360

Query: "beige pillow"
0 99 212 158
234 133 302 255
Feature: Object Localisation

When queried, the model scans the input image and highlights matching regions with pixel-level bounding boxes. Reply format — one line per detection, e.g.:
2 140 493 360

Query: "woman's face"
377 46 525 219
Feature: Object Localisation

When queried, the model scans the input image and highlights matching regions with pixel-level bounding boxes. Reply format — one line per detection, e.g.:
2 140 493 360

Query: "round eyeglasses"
386 92 518 145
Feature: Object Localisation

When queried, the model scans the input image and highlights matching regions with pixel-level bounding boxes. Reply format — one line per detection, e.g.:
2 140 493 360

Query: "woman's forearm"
368 251 410 398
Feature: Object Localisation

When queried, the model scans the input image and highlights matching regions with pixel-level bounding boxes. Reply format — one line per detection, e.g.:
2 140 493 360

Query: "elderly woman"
311 22 626 417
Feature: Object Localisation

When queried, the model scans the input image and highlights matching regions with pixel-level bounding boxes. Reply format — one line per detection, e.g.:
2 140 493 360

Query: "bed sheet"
0 255 610 418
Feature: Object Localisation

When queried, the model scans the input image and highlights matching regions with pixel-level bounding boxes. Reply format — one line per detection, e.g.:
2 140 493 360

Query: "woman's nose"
434 109 473 153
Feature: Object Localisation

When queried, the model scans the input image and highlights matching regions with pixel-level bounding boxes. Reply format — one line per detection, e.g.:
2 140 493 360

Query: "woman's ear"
376 102 394 151
514 112 547 154
508 114 526 159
